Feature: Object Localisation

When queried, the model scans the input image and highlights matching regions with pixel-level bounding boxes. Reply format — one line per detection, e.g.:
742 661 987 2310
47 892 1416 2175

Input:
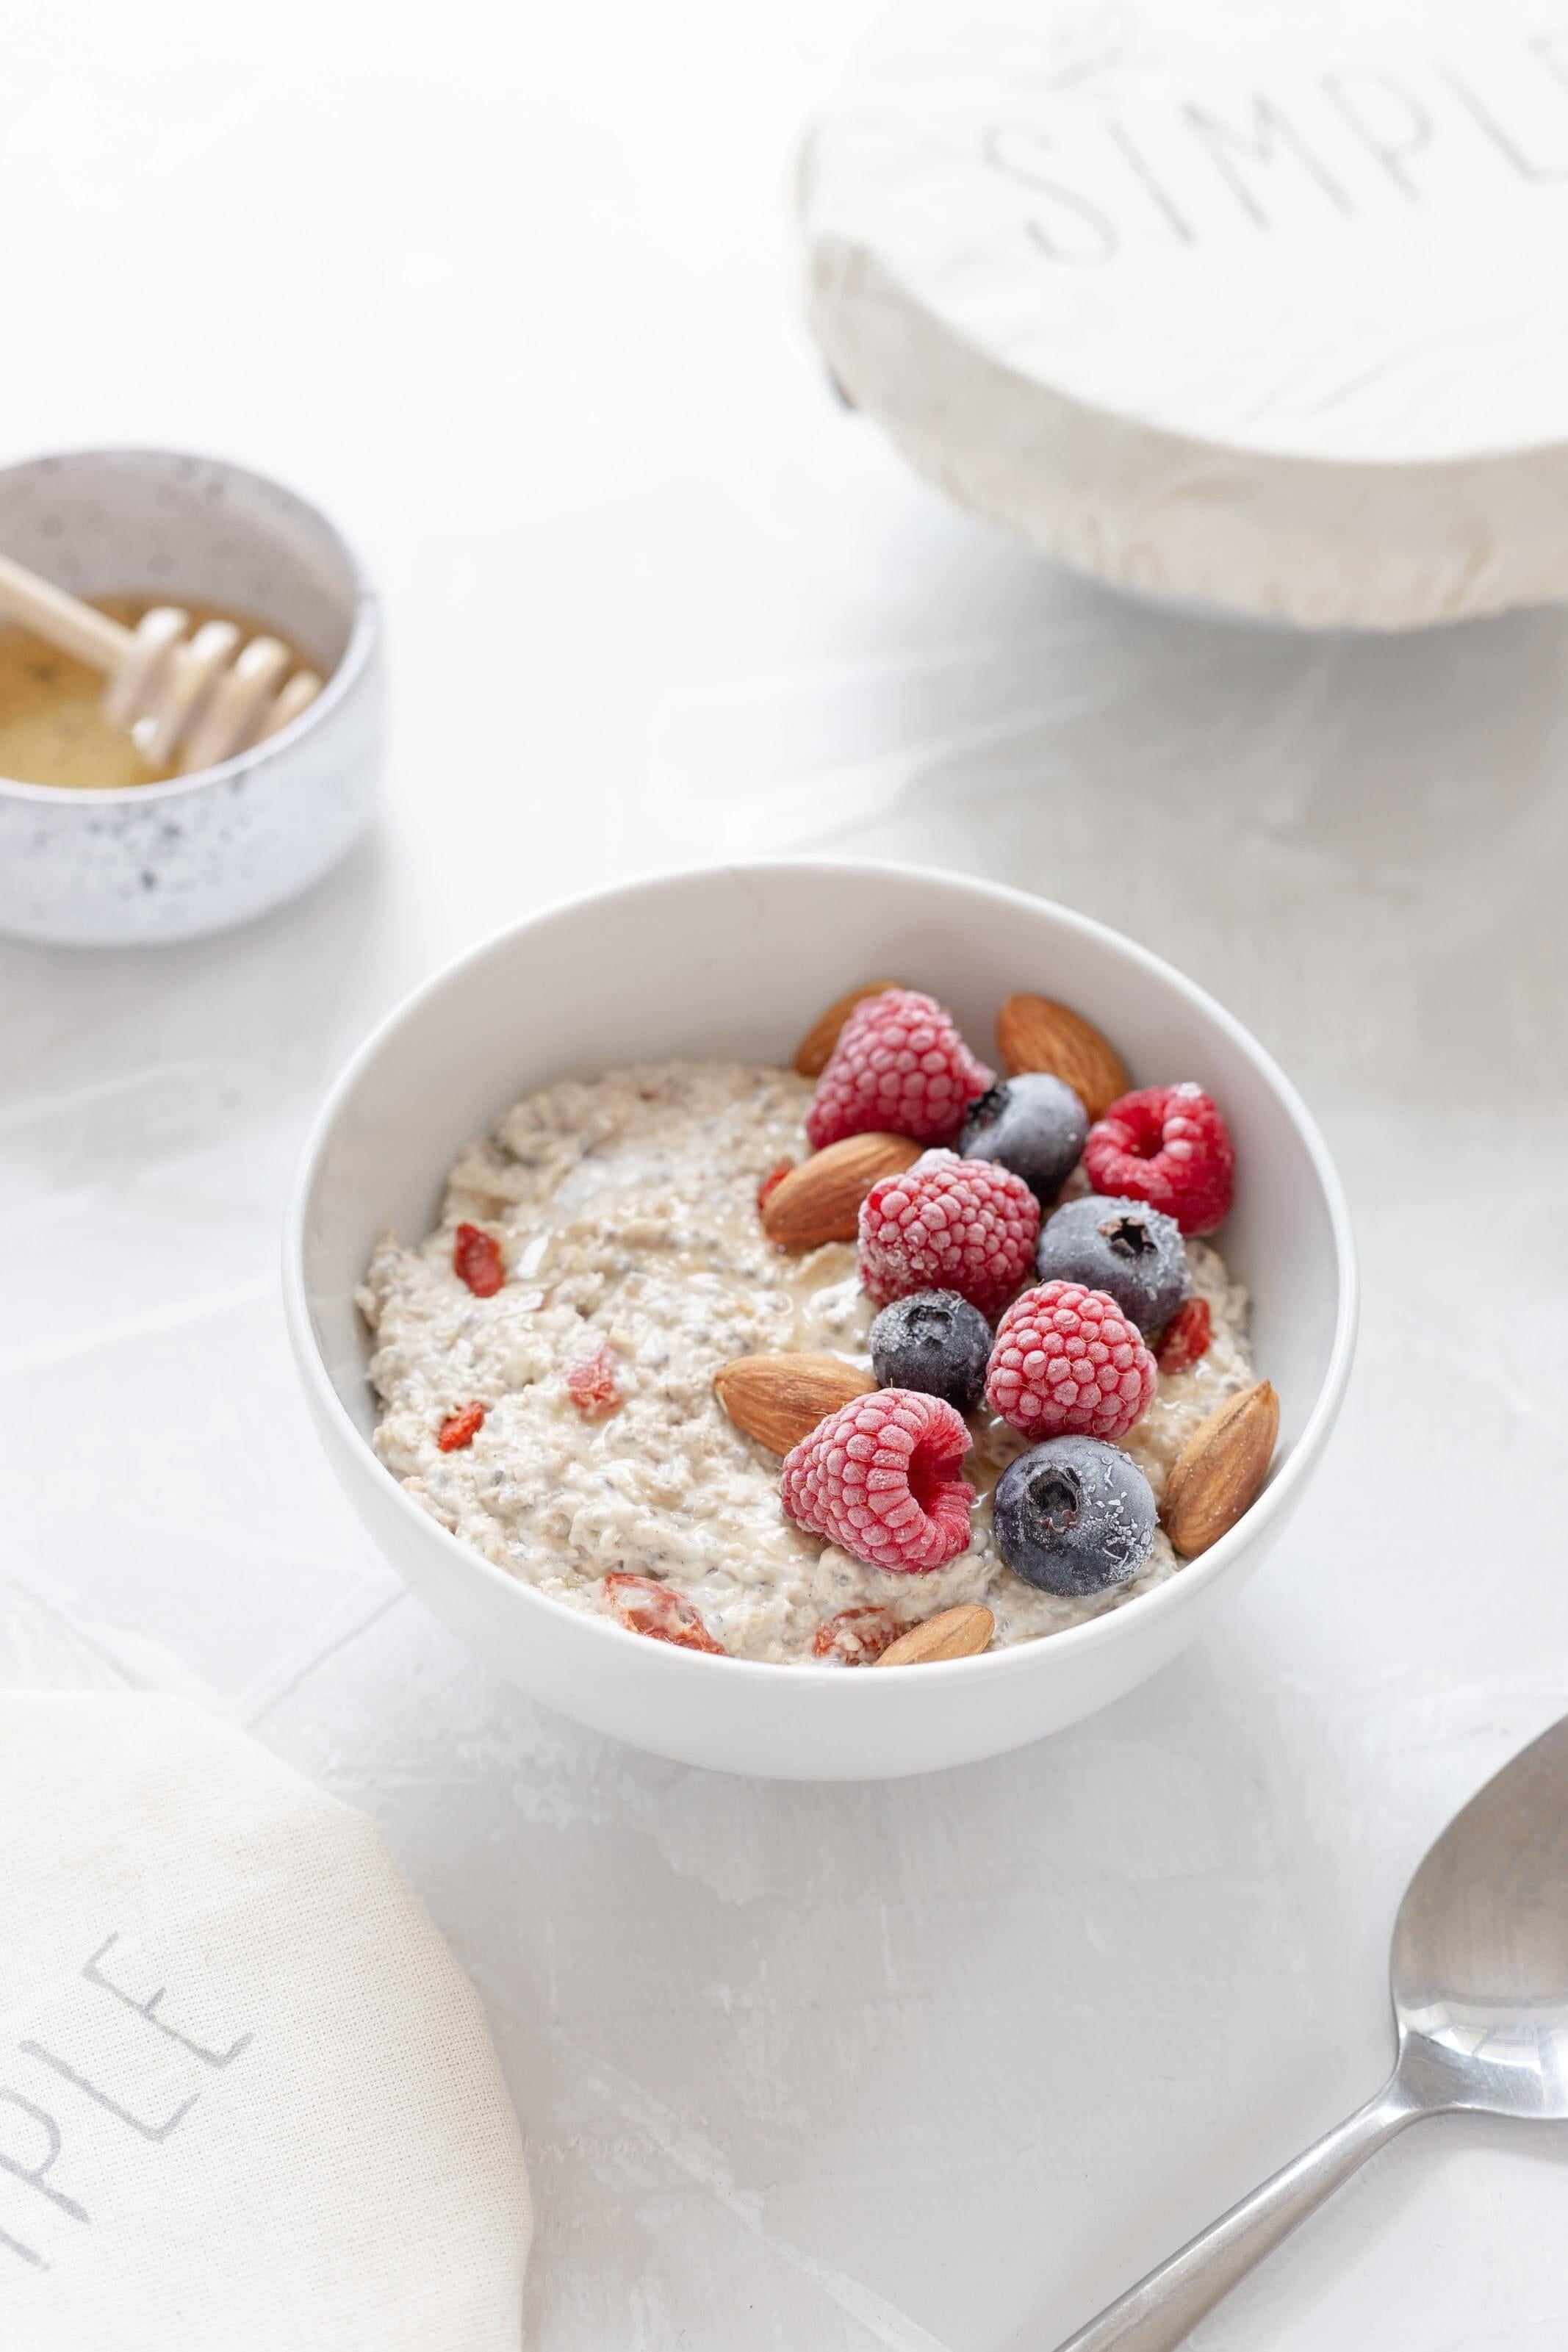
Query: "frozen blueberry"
1035 1193 1186 1333
869 1289 992 1413
959 1073 1087 1206
992 1435 1156 1597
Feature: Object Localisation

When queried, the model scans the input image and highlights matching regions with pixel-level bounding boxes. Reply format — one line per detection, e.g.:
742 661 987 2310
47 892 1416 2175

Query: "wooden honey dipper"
0 550 323 775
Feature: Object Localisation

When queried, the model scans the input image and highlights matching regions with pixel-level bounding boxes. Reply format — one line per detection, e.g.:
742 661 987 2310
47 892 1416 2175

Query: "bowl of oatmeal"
285 862 1356 1780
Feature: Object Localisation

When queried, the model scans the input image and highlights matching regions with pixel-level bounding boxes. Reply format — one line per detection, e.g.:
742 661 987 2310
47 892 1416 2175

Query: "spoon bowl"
1392 1713 1568 2122
1057 1712 1568 2349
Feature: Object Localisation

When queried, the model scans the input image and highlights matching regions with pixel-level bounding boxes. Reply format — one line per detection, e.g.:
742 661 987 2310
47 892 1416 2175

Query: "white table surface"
4 4 1567 2346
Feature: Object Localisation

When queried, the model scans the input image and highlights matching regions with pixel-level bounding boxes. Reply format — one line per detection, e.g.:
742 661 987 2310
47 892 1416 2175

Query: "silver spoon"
1054 1712 1568 2351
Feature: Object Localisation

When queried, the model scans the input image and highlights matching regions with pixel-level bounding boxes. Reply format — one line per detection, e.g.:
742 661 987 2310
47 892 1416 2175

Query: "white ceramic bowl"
0 448 382 946
285 863 1356 1780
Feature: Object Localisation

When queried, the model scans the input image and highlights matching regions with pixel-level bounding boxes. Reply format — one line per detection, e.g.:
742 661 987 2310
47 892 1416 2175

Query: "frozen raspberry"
806 988 992 1151
858 1149 1038 1318
437 1402 486 1452
811 1605 901 1665
780 1389 974 1573
566 1345 622 1417
1084 1085 1234 1235
604 1572 724 1654
453 1222 505 1297
1156 1296 1212 1375
985 1281 1156 1442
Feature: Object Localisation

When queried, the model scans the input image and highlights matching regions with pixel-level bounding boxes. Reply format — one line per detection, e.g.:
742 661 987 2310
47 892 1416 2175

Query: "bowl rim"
0 443 380 808
283 857 1359 1687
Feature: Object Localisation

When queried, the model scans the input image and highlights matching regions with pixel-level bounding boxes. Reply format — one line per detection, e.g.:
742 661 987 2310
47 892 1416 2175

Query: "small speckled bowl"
0 449 382 946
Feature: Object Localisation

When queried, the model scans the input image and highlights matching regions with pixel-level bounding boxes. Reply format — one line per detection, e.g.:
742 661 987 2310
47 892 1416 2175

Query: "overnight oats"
359 986 1279 1667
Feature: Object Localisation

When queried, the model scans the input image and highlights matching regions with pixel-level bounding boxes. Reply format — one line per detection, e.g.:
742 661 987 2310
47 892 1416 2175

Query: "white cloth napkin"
0 1693 531 2348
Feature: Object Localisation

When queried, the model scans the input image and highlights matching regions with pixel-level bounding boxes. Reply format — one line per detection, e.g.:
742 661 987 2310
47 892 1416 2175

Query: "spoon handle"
1051 2076 1423 2351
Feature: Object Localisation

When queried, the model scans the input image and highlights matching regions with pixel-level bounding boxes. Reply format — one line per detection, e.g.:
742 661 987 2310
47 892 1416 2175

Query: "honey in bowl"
0 595 317 789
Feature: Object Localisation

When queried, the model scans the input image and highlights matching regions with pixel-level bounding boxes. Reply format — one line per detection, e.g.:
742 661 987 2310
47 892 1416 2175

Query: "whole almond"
792 981 902 1077
996 993 1129 1121
762 1132 921 1251
714 1353 875 1455
875 1604 995 1667
1162 1380 1280 1558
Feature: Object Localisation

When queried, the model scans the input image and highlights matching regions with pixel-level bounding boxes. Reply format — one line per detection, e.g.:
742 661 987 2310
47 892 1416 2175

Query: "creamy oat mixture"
359 1061 1254 1663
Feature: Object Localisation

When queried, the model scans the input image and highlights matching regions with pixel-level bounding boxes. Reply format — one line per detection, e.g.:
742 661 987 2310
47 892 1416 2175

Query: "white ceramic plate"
284 861 1356 1780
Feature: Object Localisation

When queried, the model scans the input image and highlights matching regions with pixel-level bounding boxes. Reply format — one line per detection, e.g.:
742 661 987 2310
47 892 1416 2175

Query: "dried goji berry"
453 1222 505 1298
811 1606 900 1666
438 1402 486 1451
566 1345 622 1417
756 1161 793 1217
1157 1297 1212 1375
603 1572 724 1654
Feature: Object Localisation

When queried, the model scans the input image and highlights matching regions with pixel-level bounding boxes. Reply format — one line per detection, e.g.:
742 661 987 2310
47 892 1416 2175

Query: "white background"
3 4 1567 2347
